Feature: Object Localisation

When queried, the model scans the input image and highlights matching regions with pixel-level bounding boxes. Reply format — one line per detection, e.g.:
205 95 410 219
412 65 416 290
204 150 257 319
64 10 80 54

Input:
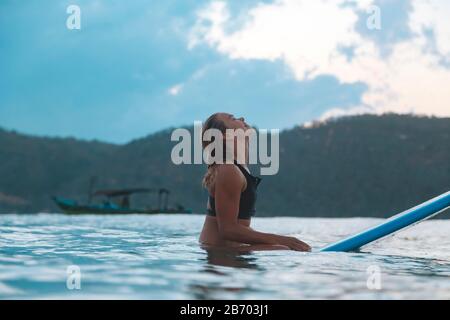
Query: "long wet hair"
202 113 228 191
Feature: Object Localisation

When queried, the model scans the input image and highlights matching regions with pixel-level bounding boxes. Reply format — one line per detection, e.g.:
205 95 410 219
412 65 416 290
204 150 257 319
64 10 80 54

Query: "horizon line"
1 112 448 145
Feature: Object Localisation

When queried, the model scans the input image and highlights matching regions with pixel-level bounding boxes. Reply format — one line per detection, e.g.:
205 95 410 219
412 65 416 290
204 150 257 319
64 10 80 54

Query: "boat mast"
87 176 97 205
157 189 169 211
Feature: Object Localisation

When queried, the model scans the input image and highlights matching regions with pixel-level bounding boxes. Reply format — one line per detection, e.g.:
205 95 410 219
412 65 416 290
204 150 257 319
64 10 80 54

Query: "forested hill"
1 114 449 218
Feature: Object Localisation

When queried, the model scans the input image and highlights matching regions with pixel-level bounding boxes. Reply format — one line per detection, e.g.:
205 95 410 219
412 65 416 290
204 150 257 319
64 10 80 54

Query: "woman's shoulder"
215 164 246 184
215 163 242 174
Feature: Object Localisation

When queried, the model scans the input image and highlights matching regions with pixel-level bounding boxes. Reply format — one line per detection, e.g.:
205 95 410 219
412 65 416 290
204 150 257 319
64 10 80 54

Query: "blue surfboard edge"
319 190 450 252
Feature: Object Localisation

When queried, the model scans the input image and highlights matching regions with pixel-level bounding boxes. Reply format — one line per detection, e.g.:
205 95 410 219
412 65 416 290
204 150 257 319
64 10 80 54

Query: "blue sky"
1 0 449 143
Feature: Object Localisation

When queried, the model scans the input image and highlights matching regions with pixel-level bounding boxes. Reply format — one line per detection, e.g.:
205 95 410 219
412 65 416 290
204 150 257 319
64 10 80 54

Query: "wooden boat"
52 188 192 215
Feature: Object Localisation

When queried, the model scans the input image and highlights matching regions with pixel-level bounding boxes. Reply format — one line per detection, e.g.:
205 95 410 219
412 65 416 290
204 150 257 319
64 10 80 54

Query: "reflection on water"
202 248 261 270
0 214 449 299
191 248 263 299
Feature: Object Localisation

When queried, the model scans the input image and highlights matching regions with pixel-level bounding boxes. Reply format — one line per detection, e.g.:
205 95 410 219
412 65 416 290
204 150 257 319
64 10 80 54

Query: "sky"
1 0 449 143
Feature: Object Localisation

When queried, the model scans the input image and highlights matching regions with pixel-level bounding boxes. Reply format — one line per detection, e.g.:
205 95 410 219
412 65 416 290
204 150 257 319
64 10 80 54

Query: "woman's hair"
202 113 227 190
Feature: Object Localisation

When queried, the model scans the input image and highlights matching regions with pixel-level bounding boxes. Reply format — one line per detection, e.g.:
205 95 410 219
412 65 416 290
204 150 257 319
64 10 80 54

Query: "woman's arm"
214 165 310 251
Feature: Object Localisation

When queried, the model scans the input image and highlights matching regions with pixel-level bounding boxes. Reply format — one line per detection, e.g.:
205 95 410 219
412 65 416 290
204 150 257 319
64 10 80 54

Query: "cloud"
2 0 448 143
142 58 367 132
410 0 450 59
0 0 209 142
189 0 366 71
4 0 361 142
168 84 184 96
190 0 450 122
355 0 414 55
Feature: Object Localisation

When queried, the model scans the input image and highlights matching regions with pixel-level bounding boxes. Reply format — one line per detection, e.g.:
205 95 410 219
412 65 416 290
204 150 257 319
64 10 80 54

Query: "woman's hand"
277 236 311 252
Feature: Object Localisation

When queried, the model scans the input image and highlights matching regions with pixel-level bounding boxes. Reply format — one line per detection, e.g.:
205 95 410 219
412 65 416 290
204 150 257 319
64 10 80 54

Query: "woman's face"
216 113 249 130
215 113 250 163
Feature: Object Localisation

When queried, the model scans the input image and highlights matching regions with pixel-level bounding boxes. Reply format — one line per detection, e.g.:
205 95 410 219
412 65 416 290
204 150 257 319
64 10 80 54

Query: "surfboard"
320 190 450 252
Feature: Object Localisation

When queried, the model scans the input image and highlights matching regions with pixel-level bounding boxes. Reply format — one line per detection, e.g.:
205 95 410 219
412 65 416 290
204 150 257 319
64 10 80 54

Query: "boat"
52 188 192 215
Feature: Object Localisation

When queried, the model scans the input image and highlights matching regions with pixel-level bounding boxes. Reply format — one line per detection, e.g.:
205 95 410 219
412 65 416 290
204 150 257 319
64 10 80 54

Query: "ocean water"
0 214 449 300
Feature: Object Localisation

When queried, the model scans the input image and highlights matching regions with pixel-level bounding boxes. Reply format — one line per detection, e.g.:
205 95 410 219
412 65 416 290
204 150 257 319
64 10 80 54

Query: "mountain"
0 114 449 217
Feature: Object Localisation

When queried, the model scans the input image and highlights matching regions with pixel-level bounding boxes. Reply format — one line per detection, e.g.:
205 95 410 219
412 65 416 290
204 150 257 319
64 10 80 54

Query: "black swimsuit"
207 162 262 220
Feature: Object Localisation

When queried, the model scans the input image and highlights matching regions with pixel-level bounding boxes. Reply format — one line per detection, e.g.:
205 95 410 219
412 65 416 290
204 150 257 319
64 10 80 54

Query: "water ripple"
0 214 449 299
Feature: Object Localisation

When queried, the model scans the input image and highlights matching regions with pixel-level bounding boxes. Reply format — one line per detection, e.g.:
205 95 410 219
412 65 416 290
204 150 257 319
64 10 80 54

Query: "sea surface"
0 214 449 299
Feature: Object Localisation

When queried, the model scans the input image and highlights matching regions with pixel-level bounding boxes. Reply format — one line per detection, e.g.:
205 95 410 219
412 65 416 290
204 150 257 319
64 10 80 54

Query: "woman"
199 113 311 252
